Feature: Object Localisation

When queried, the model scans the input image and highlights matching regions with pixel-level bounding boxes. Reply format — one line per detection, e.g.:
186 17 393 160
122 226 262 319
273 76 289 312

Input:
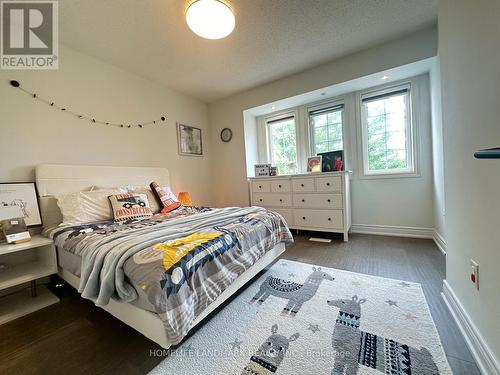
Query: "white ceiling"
245 57 435 117
59 0 437 103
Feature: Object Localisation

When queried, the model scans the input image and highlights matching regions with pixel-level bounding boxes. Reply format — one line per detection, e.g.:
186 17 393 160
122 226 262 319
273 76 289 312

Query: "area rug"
149 259 452 374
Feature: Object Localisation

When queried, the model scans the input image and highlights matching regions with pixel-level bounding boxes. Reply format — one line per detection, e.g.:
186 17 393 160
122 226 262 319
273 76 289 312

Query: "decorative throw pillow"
150 181 180 213
56 188 126 225
127 187 161 214
108 193 153 222
92 185 161 214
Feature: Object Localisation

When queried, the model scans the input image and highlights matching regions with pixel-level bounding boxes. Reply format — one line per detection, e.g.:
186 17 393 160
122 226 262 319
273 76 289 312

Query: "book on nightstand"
0 217 31 244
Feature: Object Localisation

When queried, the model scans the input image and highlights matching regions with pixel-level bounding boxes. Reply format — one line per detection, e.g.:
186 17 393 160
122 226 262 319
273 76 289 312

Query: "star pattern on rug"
279 262 288 267
307 324 320 333
288 272 296 278
229 338 243 350
385 300 398 307
403 312 418 321
351 280 361 287
400 282 411 288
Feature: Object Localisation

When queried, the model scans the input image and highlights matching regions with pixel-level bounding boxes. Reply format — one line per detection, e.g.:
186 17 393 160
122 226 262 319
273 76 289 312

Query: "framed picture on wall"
177 123 203 156
0 182 42 227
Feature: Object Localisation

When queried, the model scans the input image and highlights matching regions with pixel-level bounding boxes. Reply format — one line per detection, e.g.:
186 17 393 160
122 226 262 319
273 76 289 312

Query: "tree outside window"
361 87 412 175
268 116 297 175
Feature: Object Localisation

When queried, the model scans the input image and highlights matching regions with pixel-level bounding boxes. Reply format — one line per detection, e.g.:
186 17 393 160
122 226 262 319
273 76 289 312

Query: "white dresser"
249 172 351 241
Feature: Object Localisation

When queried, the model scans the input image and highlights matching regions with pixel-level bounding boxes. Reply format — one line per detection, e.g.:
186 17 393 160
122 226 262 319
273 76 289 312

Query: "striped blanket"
49 206 293 344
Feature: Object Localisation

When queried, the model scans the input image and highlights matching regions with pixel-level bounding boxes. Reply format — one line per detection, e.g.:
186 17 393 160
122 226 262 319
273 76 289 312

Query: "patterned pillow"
108 193 153 222
150 181 181 213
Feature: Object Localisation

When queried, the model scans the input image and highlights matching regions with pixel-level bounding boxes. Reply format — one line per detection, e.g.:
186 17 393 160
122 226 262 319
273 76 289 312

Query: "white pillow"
56 188 126 225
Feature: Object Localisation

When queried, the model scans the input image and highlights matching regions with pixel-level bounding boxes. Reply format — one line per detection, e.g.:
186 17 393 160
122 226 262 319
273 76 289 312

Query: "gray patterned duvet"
48 206 293 345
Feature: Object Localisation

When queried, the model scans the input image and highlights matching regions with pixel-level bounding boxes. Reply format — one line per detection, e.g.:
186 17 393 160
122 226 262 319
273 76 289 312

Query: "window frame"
308 100 345 156
358 82 419 179
265 111 299 174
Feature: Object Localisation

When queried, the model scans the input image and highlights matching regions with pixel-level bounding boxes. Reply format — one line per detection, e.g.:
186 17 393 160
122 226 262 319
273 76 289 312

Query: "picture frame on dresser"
318 150 344 172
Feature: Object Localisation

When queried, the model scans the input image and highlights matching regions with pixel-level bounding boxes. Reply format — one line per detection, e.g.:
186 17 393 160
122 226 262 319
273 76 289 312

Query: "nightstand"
0 235 59 324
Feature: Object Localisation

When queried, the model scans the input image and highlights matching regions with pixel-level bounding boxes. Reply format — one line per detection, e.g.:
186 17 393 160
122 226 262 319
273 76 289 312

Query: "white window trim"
307 99 345 156
357 80 421 179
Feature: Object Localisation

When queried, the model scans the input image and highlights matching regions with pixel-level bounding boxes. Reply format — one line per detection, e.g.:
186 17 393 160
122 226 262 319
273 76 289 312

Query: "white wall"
209 27 437 233
349 75 433 232
439 0 500 370
0 45 212 205
430 57 446 245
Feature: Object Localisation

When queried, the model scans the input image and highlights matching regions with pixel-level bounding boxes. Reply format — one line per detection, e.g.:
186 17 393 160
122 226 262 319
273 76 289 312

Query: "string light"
9 80 167 129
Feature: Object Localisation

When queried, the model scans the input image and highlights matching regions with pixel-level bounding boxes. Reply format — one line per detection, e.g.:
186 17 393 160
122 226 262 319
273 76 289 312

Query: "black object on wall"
474 147 500 159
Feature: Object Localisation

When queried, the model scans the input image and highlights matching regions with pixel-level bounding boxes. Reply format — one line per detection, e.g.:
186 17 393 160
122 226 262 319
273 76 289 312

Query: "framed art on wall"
177 123 203 156
0 182 42 227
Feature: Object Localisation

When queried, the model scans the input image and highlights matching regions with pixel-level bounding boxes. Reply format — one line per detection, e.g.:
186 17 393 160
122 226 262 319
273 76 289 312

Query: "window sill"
358 170 421 180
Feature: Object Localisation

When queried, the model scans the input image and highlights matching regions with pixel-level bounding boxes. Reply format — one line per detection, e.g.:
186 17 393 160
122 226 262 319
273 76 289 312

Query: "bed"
35 164 291 349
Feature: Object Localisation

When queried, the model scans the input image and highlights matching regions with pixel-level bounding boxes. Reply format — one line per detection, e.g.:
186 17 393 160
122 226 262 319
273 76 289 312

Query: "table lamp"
177 192 193 206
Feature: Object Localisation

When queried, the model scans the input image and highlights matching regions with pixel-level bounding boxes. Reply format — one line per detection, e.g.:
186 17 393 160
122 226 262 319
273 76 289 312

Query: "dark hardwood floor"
0 233 480 375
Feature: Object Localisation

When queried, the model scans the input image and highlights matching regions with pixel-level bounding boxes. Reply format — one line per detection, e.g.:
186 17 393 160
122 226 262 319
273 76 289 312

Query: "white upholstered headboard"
35 164 170 229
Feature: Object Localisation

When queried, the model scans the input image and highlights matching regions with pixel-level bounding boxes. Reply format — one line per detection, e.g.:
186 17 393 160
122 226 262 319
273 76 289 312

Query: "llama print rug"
149 260 452 375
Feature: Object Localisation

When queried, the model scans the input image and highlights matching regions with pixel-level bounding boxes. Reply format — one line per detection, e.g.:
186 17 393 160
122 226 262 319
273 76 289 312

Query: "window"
267 115 297 175
361 85 414 176
309 104 344 154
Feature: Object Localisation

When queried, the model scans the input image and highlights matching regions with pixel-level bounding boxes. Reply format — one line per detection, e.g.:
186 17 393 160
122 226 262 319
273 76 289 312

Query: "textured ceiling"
59 0 437 102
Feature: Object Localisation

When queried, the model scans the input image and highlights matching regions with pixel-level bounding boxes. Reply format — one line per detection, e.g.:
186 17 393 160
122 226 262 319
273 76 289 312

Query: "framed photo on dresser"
318 150 344 172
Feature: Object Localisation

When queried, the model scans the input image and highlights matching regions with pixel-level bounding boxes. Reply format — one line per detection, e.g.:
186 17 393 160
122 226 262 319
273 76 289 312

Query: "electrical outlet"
470 259 479 290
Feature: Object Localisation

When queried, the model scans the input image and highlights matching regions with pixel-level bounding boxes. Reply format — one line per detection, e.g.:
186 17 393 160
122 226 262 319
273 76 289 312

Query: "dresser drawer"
316 176 342 192
292 178 315 192
251 180 271 193
270 179 291 193
293 209 343 230
293 193 343 209
253 193 291 207
270 208 293 226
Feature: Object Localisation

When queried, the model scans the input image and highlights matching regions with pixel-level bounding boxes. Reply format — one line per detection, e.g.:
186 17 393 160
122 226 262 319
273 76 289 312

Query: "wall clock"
220 128 233 142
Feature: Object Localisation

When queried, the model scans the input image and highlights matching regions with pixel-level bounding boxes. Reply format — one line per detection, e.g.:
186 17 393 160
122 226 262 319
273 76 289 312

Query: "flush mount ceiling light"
186 0 235 40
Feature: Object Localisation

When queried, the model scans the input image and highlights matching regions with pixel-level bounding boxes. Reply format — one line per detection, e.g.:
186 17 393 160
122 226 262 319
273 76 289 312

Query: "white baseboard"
351 224 434 239
442 280 500 375
433 230 446 255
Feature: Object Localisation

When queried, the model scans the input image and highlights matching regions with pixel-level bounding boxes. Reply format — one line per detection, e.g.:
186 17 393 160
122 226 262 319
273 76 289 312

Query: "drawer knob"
328 218 332 221
259 185 262 188
259 199 263 202
278 184 282 188
302 216 306 220
301 183 304 187
301 199 305 202
326 182 330 186
327 199 331 202
279 199 283 202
